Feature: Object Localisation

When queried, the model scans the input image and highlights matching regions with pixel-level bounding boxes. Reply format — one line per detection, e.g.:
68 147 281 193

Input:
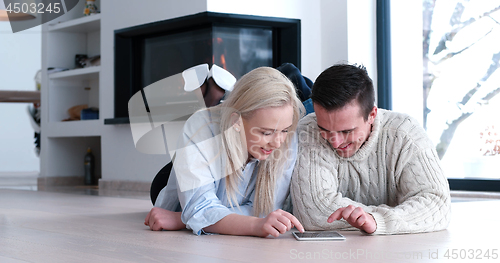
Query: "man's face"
314 102 376 158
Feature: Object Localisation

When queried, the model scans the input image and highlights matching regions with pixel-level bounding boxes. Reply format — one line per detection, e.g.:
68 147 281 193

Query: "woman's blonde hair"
215 66 305 216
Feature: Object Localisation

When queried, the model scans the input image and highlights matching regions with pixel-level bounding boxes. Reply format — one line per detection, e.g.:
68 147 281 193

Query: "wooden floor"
2 175 500 262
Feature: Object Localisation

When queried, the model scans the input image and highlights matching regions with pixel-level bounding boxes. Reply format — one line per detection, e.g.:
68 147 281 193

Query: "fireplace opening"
107 11 301 123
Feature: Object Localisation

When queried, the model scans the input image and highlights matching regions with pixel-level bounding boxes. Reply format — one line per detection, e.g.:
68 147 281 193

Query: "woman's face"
239 104 294 161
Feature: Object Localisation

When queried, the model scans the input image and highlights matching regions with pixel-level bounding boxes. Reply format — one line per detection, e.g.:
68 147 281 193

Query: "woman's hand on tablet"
253 209 305 238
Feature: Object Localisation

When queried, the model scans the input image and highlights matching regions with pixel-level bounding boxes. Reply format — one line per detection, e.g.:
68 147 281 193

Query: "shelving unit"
40 1 102 186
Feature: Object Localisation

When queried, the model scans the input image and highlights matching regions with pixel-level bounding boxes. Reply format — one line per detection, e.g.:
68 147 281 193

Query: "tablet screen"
293 231 345 241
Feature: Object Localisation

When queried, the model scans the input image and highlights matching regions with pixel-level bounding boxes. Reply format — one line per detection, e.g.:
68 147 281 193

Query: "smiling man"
291 63 451 235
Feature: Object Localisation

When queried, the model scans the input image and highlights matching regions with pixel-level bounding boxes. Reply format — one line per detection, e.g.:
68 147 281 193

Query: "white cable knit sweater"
291 109 451 235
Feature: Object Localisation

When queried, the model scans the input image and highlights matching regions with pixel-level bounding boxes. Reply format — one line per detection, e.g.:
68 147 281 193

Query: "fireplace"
106 11 301 123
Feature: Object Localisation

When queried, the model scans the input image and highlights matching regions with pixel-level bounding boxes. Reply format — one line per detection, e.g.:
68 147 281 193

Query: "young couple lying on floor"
144 64 451 237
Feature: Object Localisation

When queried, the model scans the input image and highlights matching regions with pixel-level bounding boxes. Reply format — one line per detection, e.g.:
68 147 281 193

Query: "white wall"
0 22 41 172
322 0 423 123
390 0 424 125
347 0 377 83
319 0 377 91
320 0 348 69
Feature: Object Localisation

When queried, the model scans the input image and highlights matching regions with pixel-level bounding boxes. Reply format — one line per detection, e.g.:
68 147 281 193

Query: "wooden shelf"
49 66 100 81
48 14 101 33
45 120 102 137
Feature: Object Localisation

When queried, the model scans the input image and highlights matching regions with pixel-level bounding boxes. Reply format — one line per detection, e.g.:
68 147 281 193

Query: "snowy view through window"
423 0 500 179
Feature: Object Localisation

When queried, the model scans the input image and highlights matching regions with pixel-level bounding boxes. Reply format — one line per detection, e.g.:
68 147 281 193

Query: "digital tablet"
292 231 345 241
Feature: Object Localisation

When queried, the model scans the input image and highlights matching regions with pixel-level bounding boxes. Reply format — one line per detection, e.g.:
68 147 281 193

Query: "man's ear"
368 106 377 124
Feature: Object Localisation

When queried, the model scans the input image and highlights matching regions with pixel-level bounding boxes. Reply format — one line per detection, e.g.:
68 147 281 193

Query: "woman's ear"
231 112 242 132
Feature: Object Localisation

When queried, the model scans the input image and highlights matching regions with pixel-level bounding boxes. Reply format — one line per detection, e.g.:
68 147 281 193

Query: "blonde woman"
145 67 305 237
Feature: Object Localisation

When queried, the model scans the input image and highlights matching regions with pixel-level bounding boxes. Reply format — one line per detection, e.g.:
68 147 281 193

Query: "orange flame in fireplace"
213 37 227 69
220 54 226 69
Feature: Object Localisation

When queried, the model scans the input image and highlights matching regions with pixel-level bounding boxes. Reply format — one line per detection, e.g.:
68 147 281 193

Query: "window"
422 0 500 191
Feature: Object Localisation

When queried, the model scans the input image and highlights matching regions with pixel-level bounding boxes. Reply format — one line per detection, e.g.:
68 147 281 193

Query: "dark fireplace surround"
105 11 301 124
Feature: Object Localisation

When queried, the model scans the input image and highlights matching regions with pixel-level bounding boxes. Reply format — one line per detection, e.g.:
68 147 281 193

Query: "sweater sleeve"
366 147 451 235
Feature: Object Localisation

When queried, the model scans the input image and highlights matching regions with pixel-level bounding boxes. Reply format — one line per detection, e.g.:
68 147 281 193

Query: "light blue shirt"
154 109 298 235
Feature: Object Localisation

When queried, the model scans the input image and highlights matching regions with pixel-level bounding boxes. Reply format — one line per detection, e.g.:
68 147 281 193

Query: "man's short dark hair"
311 63 375 120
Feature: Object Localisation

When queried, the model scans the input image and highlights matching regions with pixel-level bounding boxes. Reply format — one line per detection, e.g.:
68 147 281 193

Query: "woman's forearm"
202 209 304 237
203 213 264 237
